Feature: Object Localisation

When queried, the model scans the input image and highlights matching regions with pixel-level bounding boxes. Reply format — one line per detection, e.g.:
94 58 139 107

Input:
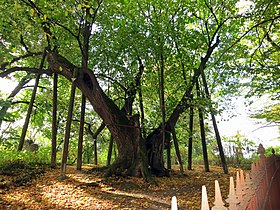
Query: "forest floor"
0 164 241 209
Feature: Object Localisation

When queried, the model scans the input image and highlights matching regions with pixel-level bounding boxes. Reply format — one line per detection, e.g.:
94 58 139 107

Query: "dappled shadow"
0 166 171 209
64 172 171 209
0 165 237 209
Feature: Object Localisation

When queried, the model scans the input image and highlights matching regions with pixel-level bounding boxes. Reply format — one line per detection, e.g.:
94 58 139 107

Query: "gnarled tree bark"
47 52 151 179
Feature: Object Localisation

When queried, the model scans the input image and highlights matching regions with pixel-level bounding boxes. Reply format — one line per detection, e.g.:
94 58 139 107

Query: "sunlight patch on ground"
0 165 241 209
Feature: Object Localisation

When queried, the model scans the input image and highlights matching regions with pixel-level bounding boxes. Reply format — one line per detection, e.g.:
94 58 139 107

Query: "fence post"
171 196 178 210
212 180 227 210
226 176 239 210
235 171 244 206
201 185 210 210
170 145 280 210
240 170 249 204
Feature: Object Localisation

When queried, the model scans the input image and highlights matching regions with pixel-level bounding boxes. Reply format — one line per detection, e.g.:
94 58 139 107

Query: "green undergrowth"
0 148 50 188
0 148 50 172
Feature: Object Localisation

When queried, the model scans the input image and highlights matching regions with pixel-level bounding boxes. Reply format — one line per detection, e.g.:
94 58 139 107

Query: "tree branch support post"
18 51 46 151
60 76 77 178
77 93 86 170
51 73 58 168
201 71 228 174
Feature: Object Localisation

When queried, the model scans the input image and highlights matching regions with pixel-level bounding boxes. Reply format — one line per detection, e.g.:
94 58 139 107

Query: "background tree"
0 0 279 179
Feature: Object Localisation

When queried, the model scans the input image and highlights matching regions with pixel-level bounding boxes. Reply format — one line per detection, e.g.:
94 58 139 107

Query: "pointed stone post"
240 170 245 189
201 185 210 210
212 180 227 210
171 196 178 210
226 176 240 210
245 173 253 194
236 171 244 204
251 162 256 180
240 170 248 204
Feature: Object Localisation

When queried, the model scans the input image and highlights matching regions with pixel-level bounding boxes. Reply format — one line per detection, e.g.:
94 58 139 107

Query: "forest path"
0 165 239 209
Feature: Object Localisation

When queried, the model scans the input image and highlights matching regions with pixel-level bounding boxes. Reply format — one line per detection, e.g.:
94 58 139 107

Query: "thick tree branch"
167 35 220 127
0 67 51 78
12 101 36 107
86 122 106 140
0 52 43 70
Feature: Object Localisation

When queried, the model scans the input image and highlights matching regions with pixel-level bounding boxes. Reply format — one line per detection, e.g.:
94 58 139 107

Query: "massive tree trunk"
46 34 220 177
146 128 170 176
47 52 150 179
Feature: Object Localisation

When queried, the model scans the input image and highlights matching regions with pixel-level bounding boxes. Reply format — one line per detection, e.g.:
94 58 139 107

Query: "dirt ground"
0 165 239 209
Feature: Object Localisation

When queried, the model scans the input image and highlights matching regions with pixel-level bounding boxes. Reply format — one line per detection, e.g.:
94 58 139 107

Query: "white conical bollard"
171 196 178 210
212 180 227 210
201 185 210 210
226 176 240 210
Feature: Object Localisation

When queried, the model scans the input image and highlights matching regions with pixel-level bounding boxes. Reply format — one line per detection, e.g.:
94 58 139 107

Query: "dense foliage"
0 0 279 176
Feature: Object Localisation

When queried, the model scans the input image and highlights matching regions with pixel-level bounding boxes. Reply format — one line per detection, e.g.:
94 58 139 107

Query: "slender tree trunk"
77 93 86 170
18 74 41 151
188 94 194 170
196 81 210 172
138 82 146 139
18 52 46 151
171 127 184 174
198 108 210 172
201 71 228 174
166 138 171 170
76 6 89 171
0 75 31 129
85 123 106 165
51 73 58 168
93 138 98 165
60 81 76 178
159 53 166 170
210 111 228 173
106 136 114 166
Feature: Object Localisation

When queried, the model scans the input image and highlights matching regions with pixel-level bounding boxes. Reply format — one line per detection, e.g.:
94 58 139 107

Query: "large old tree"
0 0 279 179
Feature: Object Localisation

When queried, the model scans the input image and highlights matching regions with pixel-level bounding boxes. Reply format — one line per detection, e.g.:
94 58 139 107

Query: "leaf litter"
0 165 240 209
